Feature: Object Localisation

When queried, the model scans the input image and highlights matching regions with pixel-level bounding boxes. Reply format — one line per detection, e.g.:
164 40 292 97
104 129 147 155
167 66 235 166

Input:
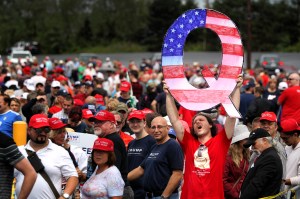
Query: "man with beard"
164 75 243 199
89 110 134 199
14 114 78 199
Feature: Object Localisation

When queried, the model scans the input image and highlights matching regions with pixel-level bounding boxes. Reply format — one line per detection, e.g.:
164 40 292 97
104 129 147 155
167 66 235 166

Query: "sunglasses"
35 127 51 134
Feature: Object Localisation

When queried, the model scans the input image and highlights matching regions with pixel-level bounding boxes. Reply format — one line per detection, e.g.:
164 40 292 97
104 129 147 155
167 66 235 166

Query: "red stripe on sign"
205 24 240 38
163 65 185 78
171 90 231 103
219 65 243 78
222 43 243 56
206 10 229 19
201 66 215 77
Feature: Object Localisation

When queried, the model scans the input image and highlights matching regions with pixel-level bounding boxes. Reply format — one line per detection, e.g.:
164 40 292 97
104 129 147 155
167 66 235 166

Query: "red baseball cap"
89 110 116 123
128 110 145 121
281 119 300 133
48 117 67 130
29 114 50 128
56 75 68 82
74 99 84 106
82 109 93 119
93 138 114 152
95 94 105 105
141 108 154 115
84 75 92 81
260 111 277 122
120 81 131 92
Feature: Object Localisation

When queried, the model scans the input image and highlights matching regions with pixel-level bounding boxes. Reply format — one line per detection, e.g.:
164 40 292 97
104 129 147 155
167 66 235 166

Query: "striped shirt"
0 133 24 198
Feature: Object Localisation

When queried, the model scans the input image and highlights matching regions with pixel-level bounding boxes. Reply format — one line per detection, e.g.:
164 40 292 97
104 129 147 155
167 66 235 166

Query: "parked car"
255 54 284 71
7 50 33 65
24 41 41 54
6 41 41 55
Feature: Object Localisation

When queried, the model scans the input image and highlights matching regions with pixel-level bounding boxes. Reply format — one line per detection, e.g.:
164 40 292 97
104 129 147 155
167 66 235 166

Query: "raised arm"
224 74 243 139
164 81 185 142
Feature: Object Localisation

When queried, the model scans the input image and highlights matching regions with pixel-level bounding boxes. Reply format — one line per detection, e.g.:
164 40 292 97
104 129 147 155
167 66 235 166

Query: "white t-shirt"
81 166 124 199
14 140 78 199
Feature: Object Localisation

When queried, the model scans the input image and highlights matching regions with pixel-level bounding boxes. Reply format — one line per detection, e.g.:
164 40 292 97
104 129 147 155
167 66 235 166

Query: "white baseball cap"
51 80 61 88
278 81 288 91
231 124 250 144
24 79 35 91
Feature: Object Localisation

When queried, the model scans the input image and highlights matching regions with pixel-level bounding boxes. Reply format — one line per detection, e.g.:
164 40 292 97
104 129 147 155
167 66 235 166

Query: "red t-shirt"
179 129 231 199
278 86 300 124
48 105 62 114
119 131 134 150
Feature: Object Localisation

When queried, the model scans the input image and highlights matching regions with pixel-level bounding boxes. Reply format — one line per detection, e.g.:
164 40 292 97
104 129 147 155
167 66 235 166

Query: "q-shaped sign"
162 9 243 118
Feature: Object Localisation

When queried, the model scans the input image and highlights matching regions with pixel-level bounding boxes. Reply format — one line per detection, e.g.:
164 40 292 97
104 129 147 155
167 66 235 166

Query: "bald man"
128 116 184 199
278 73 300 123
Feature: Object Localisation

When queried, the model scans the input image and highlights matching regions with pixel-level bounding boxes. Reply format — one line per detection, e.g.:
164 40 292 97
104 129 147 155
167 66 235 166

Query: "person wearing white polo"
14 114 78 199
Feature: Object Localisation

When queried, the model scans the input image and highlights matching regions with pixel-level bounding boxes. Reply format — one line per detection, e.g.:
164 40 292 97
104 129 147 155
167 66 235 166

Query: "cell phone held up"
27 151 45 172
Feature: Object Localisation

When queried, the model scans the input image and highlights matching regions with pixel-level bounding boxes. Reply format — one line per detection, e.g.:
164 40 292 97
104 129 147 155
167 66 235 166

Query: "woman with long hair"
223 125 250 199
82 138 124 199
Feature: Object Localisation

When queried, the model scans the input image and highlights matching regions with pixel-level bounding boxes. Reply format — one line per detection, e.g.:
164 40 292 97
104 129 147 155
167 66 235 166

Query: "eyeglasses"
197 144 206 157
150 125 167 130
288 78 299 81
35 127 51 134
280 136 292 141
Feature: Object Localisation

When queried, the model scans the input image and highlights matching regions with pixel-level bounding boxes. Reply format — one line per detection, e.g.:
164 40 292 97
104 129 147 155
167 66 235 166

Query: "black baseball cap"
243 128 271 148
56 89 68 97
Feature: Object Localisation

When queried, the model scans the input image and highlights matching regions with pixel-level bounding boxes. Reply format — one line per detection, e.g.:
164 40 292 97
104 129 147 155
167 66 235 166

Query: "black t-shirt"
128 135 156 190
141 139 184 193
105 132 129 186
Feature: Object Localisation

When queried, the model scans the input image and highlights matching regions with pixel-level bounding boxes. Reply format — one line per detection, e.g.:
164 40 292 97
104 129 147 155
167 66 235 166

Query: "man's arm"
151 99 158 112
224 75 243 139
58 176 78 199
127 166 144 181
165 82 184 141
14 158 37 199
161 170 183 198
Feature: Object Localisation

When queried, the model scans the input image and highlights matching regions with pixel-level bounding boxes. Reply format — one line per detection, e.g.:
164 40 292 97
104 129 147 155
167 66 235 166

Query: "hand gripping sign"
162 9 243 118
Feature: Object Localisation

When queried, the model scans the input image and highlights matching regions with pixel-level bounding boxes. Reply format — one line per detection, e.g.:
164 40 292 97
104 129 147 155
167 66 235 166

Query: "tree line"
0 0 299 54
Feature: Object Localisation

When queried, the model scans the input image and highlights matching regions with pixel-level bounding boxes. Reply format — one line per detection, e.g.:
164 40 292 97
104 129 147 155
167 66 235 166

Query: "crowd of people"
0 55 300 199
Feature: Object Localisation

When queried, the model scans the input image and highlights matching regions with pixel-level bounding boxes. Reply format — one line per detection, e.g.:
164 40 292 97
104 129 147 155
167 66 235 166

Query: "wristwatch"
161 196 170 199
62 193 70 199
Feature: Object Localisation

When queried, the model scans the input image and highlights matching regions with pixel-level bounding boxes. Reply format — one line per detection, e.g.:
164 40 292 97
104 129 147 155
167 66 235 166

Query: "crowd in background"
1 55 300 199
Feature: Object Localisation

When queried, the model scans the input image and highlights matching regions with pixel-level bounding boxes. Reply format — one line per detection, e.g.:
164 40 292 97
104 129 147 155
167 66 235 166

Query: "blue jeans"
145 192 179 199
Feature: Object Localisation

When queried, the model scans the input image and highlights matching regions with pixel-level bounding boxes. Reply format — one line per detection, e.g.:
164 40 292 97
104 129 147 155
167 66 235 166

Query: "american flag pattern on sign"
162 9 243 118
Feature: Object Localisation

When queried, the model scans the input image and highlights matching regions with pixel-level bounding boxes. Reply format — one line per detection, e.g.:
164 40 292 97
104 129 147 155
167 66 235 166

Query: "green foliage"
0 0 298 53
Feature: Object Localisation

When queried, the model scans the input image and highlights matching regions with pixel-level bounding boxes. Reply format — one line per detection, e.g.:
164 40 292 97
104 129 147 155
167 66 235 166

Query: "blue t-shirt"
128 135 156 191
0 110 23 137
141 139 184 193
239 93 255 120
